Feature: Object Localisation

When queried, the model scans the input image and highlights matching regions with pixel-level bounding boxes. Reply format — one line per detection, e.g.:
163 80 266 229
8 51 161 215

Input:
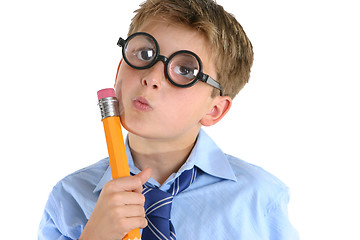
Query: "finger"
105 176 143 193
117 204 146 218
120 216 148 230
136 168 152 185
108 191 145 206
133 168 152 193
103 168 152 193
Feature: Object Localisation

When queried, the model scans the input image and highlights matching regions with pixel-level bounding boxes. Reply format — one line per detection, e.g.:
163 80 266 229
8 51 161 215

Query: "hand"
79 168 152 240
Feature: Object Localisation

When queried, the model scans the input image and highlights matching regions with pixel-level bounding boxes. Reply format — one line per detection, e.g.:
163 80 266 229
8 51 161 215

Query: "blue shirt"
38 129 299 239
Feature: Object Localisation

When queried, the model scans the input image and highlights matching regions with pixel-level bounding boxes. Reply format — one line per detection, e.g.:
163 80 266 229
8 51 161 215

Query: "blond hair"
128 0 254 99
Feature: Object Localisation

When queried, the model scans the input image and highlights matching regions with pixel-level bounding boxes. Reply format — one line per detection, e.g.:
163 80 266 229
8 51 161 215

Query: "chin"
120 117 155 139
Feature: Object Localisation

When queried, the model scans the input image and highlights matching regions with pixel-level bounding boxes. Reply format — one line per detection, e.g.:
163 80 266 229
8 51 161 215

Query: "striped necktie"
142 167 198 240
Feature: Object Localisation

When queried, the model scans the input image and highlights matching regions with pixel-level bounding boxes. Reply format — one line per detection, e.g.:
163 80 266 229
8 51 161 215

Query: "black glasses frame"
117 32 223 96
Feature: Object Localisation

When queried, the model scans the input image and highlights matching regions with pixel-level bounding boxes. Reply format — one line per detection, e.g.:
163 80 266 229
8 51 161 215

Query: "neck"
128 131 199 185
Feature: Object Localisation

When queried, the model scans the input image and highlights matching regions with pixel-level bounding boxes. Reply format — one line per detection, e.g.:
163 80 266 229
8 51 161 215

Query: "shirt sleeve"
38 181 87 240
265 191 299 240
38 209 72 240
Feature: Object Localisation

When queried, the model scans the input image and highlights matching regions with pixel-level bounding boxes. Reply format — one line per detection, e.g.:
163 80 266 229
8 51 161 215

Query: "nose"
141 61 165 90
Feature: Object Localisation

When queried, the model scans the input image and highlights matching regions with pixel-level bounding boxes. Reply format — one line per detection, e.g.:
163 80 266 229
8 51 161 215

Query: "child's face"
115 18 218 140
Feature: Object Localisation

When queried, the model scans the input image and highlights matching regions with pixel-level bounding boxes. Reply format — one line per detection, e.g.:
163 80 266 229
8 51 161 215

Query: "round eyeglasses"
117 32 223 95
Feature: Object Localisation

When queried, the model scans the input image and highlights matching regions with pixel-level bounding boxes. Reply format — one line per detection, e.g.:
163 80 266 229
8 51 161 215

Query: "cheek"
115 66 138 115
165 92 209 123
116 66 138 94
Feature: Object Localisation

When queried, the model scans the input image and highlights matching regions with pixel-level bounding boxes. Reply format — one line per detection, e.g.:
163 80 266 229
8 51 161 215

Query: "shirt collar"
94 129 236 193
189 129 237 182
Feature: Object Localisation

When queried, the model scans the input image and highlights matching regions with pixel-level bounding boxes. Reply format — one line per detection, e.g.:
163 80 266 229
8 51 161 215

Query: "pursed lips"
132 96 153 111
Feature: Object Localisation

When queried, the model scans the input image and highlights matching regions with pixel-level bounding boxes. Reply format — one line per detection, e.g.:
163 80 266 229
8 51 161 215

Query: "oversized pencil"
97 88 141 240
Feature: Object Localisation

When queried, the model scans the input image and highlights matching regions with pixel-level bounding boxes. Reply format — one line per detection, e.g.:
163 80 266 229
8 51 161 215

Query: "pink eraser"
97 88 116 100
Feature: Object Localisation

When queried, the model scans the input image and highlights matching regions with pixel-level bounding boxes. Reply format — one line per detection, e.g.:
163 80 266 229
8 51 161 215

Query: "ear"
114 58 123 88
200 96 232 127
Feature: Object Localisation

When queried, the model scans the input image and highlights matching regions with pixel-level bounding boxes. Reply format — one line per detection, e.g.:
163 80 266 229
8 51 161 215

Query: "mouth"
132 96 153 111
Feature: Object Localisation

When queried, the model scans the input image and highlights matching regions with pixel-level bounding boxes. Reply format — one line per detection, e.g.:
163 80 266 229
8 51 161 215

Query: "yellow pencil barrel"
98 88 141 240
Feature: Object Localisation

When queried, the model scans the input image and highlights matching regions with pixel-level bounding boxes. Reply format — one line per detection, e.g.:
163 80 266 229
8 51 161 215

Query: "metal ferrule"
98 97 120 119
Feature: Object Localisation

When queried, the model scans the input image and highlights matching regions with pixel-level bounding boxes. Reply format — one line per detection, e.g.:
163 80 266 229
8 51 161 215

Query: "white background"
1 0 359 239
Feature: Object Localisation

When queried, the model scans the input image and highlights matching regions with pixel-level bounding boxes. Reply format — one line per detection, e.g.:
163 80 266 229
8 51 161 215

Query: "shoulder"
50 158 109 203
226 154 288 189
57 158 109 188
42 158 109 238
225 154 290 209
195 129 290 205
48 158 109 215
223 155 299 238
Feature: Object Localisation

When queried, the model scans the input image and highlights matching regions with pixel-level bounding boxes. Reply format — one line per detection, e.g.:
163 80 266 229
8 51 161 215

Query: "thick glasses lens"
124 34 157 68
168 52 200 86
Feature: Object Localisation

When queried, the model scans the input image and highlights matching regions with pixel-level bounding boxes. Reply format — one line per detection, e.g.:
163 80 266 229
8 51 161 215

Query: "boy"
39 0 298 239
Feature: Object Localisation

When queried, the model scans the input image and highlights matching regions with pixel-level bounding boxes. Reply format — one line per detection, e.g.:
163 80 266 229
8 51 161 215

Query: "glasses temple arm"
200 74 223 96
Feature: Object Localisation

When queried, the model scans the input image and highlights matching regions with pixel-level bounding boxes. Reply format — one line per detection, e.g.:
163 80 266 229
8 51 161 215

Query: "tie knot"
169 167 197 196
142 167 198 240
143 168 198 216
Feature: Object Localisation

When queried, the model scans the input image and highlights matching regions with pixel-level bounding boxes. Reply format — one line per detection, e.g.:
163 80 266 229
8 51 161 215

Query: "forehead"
136 18 215 73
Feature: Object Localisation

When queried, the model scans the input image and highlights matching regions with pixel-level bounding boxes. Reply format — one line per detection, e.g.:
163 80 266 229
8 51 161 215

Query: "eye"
169 52 200 83
134 48 155 61
173 65 198 79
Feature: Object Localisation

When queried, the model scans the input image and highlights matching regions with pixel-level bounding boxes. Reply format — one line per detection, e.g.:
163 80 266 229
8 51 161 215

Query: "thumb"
136 168 152 186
